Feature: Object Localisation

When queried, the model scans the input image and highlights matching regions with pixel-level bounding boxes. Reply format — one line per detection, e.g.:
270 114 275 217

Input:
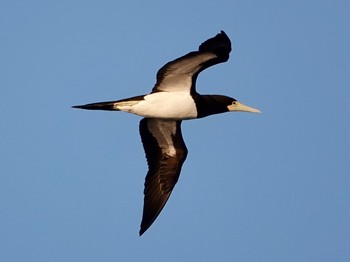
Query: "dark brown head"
194 94 260 118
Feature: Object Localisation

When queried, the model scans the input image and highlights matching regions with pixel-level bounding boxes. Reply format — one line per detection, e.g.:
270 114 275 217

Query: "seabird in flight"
73 31 260 236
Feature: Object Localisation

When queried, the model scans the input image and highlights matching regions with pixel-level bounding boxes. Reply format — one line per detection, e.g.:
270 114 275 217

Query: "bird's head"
196 95 260 118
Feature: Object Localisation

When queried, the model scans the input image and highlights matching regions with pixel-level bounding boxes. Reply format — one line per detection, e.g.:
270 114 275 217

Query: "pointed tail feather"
72 101 119 111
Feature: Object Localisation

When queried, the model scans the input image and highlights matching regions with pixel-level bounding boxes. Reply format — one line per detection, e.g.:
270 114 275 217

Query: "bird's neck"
193 94 230 118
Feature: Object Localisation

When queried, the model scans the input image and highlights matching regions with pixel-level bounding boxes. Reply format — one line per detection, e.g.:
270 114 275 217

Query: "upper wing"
139 118 188 236
152 30 232 93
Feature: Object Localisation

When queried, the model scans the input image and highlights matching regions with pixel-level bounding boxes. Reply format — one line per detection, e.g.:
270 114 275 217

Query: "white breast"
117 92 198 120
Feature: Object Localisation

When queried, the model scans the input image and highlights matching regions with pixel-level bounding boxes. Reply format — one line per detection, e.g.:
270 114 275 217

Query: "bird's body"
73 31 260 236
116 92 198 119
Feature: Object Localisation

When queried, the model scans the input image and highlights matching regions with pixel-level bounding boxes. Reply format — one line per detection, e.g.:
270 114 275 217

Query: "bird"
73 31 260 236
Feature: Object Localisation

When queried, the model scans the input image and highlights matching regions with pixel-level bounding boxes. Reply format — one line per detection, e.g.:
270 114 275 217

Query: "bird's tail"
72 101 120 111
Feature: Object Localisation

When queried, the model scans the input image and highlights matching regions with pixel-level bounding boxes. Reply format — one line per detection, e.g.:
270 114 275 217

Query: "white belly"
117 92 198 120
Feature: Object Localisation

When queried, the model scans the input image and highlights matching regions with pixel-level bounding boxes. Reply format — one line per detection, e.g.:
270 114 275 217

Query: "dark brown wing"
139 118 188 236
152 30 231 93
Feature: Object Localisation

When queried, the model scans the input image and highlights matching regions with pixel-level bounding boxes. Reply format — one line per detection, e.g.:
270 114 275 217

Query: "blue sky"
1 0 349 261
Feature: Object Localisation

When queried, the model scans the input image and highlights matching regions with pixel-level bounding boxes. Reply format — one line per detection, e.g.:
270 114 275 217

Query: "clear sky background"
1 0 349 261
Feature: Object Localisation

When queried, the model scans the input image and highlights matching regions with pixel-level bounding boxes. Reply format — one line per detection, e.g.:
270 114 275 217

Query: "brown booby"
73 31 260 236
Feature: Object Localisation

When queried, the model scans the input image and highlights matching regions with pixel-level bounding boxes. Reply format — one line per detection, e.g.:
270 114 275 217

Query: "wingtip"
139 221 151 236
139 225 148 236
198 30 231 57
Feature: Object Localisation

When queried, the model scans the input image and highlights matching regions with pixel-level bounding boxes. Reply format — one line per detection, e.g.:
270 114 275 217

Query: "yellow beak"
227 101 261 113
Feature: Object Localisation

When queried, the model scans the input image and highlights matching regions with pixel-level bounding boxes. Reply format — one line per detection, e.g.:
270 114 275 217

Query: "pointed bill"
227 101 261 113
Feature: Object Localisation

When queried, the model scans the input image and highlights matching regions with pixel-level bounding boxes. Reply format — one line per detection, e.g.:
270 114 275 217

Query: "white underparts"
112 100 140 110
114 92 198 120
